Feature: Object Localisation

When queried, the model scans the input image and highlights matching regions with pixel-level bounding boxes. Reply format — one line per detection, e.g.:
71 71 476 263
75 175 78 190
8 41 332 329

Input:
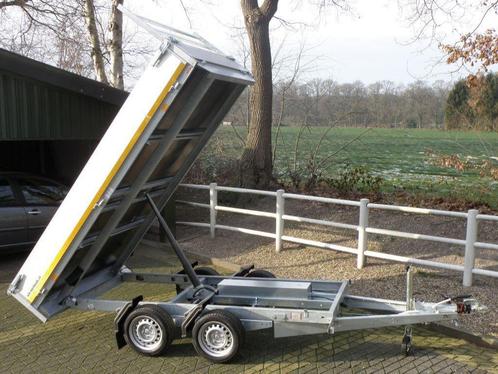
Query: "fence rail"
176 183 498 286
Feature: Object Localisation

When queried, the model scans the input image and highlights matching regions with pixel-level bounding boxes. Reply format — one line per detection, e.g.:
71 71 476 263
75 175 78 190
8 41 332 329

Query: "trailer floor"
1 243 497 374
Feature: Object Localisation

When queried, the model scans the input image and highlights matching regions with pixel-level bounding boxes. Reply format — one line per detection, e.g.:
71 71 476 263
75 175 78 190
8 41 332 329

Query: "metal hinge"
7 274 25 295
154 41 173 66
94 198 106 209
168 81 181 94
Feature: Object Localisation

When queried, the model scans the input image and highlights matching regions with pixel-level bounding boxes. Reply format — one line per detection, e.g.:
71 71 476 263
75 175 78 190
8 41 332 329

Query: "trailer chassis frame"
64 268 459 339
60 194 468 357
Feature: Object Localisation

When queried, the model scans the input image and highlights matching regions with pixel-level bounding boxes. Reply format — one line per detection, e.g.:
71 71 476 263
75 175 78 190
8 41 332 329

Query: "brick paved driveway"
1 245 497 374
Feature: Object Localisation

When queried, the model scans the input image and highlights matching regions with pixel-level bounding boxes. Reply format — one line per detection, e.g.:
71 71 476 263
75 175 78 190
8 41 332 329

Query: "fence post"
209 183 217 239
276 189 285 252
463 209 479 287
357 198 369 269
405 266 414 311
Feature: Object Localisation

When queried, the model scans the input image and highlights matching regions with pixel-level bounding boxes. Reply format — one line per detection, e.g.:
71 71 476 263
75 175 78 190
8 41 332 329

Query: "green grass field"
202 127 498 208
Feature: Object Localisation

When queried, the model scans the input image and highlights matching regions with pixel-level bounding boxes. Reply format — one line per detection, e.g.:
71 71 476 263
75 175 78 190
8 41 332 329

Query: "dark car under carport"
0 173 67 252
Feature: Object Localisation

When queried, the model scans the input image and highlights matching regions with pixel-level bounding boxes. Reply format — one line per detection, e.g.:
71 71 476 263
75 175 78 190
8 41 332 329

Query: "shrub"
324 165 383 194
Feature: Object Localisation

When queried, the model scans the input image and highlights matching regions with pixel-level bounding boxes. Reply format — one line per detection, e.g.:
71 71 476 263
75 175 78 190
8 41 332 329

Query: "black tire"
246 269 276 278
192 310 244 363
176 267 220 294
194 267 220 276
123 305 176 356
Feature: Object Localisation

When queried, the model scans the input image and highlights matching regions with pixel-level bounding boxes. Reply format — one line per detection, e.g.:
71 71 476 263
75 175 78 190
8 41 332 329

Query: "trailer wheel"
192 310 244 363
176 267 220 294
124 305 175 356
246 269 276 278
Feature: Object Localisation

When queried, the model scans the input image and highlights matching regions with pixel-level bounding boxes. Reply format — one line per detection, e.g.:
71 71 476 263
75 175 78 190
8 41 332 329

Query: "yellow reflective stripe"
27 62 187 303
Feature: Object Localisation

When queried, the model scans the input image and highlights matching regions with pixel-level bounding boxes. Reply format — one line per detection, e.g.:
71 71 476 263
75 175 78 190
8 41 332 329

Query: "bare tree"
272 40 310 163
239 0 351 187
0 0 126 88
233 28 252 129
83 0 109 84
169 0 352 187
108 0 124 89
238 0 279 188
0 1 88 72
56 19 93 76
402 0 498 76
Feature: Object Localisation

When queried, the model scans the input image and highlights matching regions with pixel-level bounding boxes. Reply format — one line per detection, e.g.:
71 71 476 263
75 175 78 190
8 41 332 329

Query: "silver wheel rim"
197 321 234 358
128 316 164 352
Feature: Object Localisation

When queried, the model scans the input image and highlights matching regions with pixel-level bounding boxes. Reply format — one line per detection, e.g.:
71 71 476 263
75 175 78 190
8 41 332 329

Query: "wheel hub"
129 316 163 352
198 322 233 357
206 326 228 348
137 320 157 342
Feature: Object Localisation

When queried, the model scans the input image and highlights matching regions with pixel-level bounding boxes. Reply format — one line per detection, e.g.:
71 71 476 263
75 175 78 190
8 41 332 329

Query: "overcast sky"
126 0 498 85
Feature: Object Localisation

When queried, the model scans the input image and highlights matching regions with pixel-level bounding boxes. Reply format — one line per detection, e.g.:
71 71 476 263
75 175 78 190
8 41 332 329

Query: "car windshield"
0 177 16 204
18 177 67 205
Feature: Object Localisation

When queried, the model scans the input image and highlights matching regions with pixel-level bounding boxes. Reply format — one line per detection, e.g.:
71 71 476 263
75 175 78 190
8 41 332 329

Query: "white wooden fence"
176 183 498 287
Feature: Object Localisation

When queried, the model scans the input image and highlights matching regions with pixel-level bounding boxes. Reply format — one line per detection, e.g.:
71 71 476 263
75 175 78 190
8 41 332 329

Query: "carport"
0 48 127 184
0 48 172 245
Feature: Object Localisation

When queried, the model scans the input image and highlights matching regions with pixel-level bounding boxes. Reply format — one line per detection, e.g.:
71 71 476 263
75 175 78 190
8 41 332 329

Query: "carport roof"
0 49 129 140
0 48 127 106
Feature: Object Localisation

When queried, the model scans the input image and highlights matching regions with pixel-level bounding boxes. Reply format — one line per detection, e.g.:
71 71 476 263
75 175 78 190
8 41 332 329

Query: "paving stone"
1 255 497 374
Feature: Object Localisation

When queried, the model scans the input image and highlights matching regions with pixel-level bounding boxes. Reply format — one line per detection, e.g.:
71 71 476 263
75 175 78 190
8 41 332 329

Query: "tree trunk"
83 0 108 84
239 0 278 188
109 0 124 89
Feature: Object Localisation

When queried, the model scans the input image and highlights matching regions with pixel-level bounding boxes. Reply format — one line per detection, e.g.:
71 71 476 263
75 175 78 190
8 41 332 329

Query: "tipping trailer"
8 10 476 363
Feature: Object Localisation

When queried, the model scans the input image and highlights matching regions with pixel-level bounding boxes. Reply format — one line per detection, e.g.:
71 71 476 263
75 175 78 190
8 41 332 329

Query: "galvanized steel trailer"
8 10 474 363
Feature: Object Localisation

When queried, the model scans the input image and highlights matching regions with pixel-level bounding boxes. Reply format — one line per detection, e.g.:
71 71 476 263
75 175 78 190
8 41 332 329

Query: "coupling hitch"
456 302 472 314
444 294 474 314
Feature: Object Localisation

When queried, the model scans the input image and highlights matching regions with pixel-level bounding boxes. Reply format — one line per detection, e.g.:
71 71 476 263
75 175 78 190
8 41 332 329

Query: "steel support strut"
146 193 201 288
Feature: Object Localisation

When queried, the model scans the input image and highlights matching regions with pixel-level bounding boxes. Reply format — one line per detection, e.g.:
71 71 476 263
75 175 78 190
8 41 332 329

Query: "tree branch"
178 0 192 28
468 0 498 36
240 0 259 13
260 0 278 19
0 0 27 9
